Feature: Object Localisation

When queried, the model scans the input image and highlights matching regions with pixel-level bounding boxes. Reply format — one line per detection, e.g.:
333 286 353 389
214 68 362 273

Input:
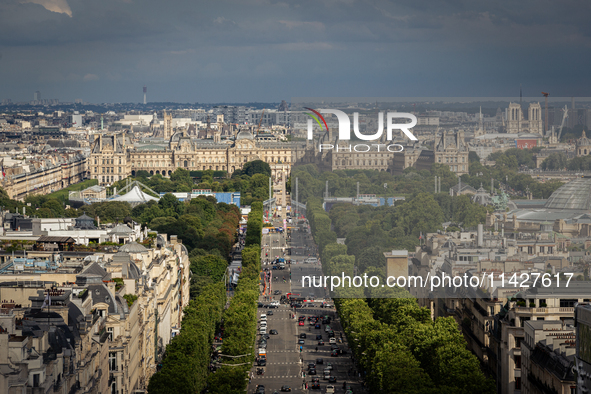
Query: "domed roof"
109 224 133 235
118 242 148 253
544 177 591 210
236 129 254 140
578 130 591 147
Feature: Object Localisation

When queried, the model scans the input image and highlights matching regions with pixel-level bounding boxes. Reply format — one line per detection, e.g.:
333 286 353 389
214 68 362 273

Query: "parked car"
300 333 307 339
316 358 323 364
316 334 323 340
270 330 279 335
280 386 292 392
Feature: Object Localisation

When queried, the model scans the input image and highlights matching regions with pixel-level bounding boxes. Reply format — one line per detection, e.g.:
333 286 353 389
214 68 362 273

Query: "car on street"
308 368 317 375
318 340 324 345
259 328 267 335
298 339 305 345
331 350 338 357
298 320 305 326
280 386 292 392
330 344 339 350
257 358 266 366
257 302 264 308
327 331 335 338
325 385 335 394
260 314 267 321
329 338 336 344
316 358 323 364
311 379 321 389
300 333 307 338
308 363 315 369
315 323 321 329
256 385 265 394
316 334 323 340
270 329 278 335
328 376 337 383
326 363 333 370
267 310 273 315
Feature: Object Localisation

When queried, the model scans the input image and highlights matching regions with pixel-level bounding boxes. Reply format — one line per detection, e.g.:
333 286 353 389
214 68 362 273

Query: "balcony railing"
515 306 574 314
8 377 27 386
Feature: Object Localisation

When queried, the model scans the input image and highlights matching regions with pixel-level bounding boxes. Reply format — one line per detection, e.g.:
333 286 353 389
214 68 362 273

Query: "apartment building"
522 320 576 394
0 234 190 394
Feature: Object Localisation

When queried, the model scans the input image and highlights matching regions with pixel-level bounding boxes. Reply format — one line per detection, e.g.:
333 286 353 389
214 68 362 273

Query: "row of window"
95 167 122 174
101 175 121 183
438 156 466 163
339 159 386 166
94 158 122 165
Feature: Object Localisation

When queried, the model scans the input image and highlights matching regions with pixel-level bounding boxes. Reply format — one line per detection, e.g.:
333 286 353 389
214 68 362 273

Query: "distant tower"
475 106 484 137
34 91 40 101
163 110 172 139
143 86 147 105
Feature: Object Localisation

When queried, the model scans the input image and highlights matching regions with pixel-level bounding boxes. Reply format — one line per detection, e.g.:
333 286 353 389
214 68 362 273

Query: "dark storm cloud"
0 0 589 102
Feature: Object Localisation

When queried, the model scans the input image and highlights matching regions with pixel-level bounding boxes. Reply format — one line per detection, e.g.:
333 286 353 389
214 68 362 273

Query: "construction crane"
256 108 265 135
542 92 549 134
556 105 569 142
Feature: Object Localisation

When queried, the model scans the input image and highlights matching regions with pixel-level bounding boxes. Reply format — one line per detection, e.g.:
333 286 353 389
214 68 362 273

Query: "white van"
305 257 318 264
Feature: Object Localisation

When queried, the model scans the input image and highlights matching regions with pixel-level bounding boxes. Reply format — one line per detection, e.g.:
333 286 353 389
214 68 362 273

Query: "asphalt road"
248 218 365 394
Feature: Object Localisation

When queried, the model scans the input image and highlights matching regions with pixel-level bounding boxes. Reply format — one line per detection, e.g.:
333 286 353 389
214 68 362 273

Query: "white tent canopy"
111 185 159 203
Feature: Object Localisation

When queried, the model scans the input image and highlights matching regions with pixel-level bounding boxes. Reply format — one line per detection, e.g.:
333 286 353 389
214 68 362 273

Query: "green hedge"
148 282 225 394
205 205 263 393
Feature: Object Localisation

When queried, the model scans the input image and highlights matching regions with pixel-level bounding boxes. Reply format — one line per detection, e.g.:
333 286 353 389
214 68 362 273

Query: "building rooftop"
544 177 591 210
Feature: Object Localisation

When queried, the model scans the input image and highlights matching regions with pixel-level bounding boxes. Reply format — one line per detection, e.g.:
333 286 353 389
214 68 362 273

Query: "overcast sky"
1 0 590 103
